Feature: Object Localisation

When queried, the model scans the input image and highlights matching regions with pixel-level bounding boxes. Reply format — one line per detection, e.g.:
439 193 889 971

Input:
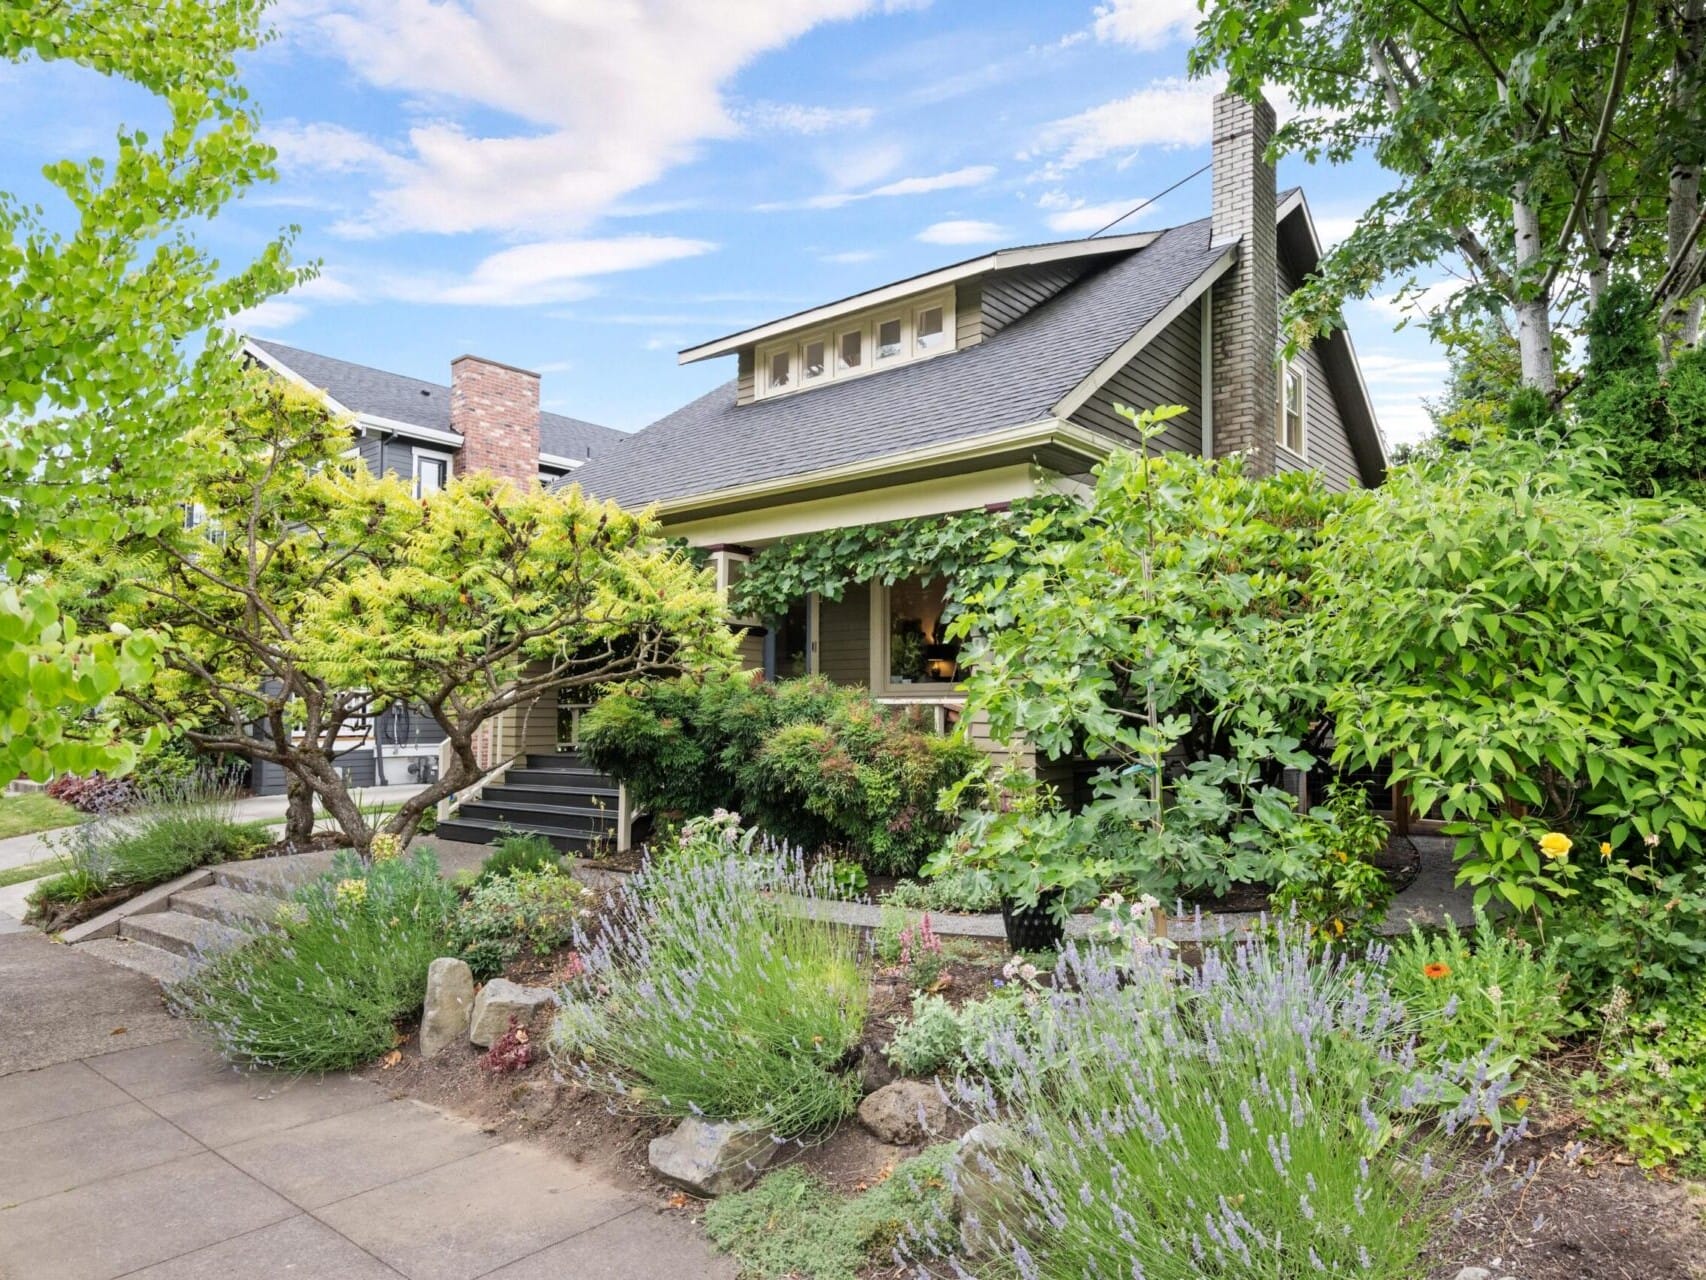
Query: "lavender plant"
908 931 1521 1278
553 842 867 1135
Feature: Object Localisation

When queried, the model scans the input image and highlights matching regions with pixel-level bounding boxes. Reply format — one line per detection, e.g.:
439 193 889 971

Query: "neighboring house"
238 341 625 794
550 92 1384 774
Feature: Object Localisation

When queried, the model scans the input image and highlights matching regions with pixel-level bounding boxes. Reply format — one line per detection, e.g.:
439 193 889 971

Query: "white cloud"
763 163 996 211
1363 279 1467 319
917 219 1008 245
263 120 407 178
1041 196 1159 235
1371 395 1435 447
1354 351 1450 386
385 235 716 306
1091 0 1201 50
735 101 875 134
273 0 901 236
1309 213 1362 249
1025 78 1216 176
233 300 307 332
820 249 879 263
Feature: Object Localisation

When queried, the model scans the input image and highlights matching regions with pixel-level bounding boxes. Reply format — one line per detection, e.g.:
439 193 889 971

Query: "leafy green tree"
1192 0 1706 391
0 0 303 785
64 379 735 850
1315 435 1706 918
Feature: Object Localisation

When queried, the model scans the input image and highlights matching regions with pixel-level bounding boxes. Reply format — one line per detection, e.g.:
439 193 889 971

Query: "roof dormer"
748 284 956 401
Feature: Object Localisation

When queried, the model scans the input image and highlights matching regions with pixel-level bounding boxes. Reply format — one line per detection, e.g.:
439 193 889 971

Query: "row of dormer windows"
755 287 954 400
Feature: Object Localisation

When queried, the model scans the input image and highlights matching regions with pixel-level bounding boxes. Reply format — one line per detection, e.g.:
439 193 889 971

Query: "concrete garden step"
76 936 199 986
171 883 289 930
213 848 341 899
119 909 248 960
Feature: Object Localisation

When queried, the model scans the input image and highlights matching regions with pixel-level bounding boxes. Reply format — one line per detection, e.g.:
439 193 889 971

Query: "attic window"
755 286 955 400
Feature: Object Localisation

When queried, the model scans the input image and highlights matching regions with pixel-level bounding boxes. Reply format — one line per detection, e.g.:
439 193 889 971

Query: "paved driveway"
0 931 733 1280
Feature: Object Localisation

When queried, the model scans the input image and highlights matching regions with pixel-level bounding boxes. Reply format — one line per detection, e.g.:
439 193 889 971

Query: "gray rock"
647 1117 777 1197
854 1042 897 1095
856 1079 948 1146
420 958 475 1058
953 1122 1020 1258
469 978 558 1048
1452 1270 1492 1280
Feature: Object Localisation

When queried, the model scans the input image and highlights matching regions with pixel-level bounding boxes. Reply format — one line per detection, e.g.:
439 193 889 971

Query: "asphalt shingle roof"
248 340 623 461
561 217 1228 508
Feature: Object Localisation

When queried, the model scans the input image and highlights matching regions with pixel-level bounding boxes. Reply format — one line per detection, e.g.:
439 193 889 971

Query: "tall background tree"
0 0 303 785
1192 0 1706 392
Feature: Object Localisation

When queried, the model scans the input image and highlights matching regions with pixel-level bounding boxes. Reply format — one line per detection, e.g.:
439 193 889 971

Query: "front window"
884 576 960 688
768 349 792 391
767 597 811 681
1277 361 1305 455
413 450 451 498
915 304 946 352
838 328 864 373
803 338 827 381
876 317 904 360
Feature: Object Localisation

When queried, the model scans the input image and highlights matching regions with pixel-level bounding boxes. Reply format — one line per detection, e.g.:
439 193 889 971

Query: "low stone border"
58 867 216 943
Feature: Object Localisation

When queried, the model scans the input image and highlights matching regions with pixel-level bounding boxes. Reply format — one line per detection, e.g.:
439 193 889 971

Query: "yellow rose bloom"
1539 832 1573 860
1600 841 1613 858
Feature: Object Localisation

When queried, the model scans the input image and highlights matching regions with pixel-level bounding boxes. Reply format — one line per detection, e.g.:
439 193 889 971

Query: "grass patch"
0 792 81 840
0 858 62 889
172 848 456 1071
704 1146 956 1280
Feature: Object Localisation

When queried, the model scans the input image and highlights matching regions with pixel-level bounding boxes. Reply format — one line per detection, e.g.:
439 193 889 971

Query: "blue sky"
4 0 1448 445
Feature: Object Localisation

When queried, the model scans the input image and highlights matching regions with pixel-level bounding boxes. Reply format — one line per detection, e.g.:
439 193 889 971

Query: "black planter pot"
1000 892 1065 953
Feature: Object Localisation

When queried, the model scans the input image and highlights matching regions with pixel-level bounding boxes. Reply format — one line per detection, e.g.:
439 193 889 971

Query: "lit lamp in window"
923 644 957 681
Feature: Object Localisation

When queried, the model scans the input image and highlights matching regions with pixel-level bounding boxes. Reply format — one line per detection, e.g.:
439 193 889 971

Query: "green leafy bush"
580 674 978 874
551 846 867 1135
171 849 457 1071
452 869 593 979
474 831 562 886
1551 855 1706 1006
880 867 999 913
704 1145 955 1280
885 993 962 1075
1387 914 1567 1073
1581 984 1706 1173
1269 782 1395 944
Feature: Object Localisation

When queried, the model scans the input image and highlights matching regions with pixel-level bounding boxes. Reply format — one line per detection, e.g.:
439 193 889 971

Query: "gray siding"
981 263 1088 338
736 349 756 406
256 748 376 796
354 432 440 486
954 279 983 348
817 583 870 687
1068 299 1203 455
1276 260 1360 491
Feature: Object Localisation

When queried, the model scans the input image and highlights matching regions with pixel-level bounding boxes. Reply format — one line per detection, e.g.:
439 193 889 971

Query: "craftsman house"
552 92 1383 733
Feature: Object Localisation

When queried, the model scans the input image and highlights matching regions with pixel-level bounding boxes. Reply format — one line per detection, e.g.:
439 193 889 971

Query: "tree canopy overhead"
0 0 305 784
1192 0 1706 391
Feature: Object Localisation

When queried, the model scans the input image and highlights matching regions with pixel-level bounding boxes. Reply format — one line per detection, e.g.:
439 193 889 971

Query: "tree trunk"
1512 186 1557 392
1589 169 1611 308
283 774 316 848
1665 0 1705 360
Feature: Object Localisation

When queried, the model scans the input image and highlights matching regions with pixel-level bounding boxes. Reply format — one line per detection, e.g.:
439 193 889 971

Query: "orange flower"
1423 962 1452 980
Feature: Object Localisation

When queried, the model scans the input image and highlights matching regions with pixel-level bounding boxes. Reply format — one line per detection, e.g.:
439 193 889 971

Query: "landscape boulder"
647 1117 777 1197
952 1122 1020 1258
419 957 475 1058
469 978 557 1048
856 1079 948 1146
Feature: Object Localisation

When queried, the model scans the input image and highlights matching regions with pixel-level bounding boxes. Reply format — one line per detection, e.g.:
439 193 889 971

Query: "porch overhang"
654 417 1114 546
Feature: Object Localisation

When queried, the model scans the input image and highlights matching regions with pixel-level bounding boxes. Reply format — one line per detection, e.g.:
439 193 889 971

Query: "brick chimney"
449 354 541 487
1209 91 1279 475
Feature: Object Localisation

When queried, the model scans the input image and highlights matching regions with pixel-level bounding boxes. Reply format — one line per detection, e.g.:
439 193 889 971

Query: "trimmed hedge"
579 673 978 874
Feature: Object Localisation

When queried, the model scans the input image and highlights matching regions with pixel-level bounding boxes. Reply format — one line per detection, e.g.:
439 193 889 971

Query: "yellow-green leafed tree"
66 376 735 851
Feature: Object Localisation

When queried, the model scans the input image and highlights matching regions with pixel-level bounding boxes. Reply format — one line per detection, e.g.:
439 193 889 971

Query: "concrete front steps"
435 752 621 854
70 848 338 986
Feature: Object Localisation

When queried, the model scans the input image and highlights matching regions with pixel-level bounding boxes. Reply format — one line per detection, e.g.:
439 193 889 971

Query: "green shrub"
885 993 962 1075
452 869 593 979
704 1145 955 1280
551 847 866 1135
881 867 1000 913
171 849 456 1071
1269 781 1394 944
474 831 562 886
580 673 978 874
1581 983 1706 1174
1551 856 1706 1007
1387 914 1567 1074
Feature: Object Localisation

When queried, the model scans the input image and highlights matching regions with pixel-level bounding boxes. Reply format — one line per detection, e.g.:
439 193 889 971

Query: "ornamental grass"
905 930 1521 1279
552 843 867 1136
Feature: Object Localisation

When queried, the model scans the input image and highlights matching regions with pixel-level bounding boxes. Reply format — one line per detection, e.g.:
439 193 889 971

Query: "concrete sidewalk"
0 930 733 1280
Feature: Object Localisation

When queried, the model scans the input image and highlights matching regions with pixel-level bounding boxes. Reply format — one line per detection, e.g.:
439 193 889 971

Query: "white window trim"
1277 359 1308 458
755 287 956 401
868 578 961 695
411 447 454 499
709 549 759 628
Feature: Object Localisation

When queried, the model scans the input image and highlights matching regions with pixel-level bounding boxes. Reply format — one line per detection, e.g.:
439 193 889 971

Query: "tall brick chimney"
449 354 541 487
1209 91 1279 476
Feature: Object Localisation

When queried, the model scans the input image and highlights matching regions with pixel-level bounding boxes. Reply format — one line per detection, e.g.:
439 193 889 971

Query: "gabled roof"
245 339 623 462
567 218 1231 510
